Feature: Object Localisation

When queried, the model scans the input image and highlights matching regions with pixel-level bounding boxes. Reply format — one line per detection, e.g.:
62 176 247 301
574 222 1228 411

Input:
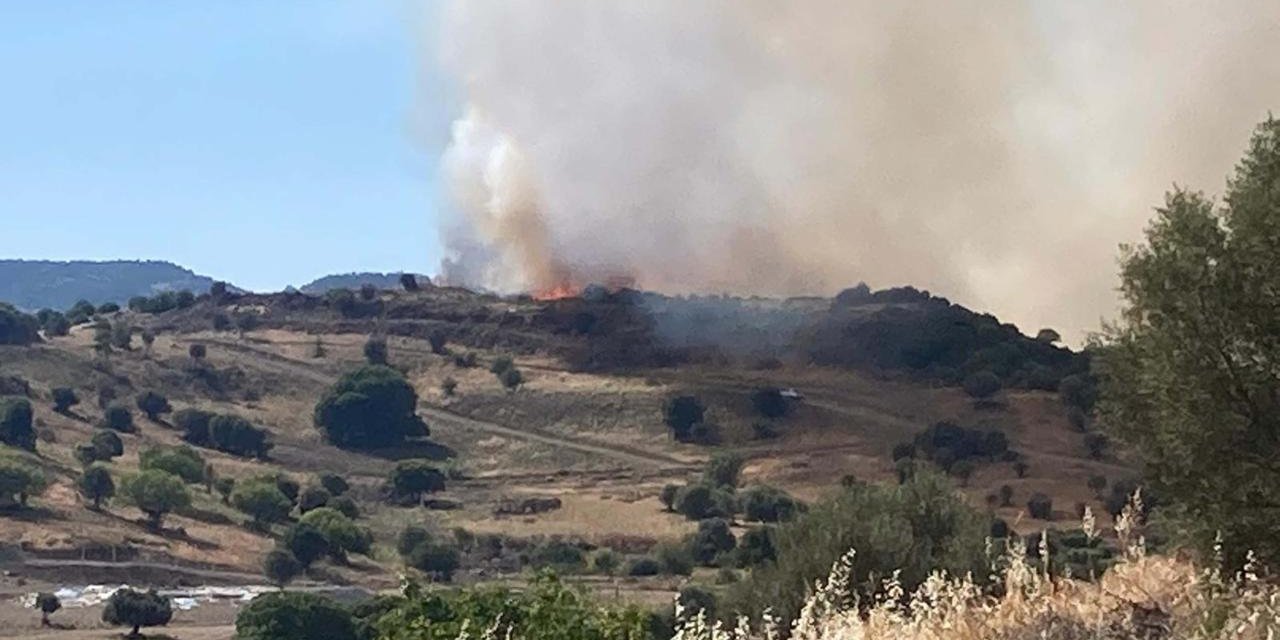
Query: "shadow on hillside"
366 439 454 462
98 509 223 551
0 505 65 523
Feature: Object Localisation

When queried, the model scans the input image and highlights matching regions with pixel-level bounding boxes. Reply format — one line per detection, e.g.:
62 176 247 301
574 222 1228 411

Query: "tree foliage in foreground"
729 467 990 624
1096 116 1280 569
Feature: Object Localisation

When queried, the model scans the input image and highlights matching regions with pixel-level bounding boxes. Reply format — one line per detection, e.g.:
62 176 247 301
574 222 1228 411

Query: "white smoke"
430 0 1280 339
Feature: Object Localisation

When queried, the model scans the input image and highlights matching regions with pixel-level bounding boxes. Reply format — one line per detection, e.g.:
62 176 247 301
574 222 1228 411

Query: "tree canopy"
1096 116 1280 568
314 365 428 448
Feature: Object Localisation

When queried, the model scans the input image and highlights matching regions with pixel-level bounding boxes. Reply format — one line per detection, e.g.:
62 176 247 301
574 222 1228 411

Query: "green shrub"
627 557 661 576
687 518 736 565
0 397 36 451
298 486 331 514
102 588 172 638
299 507 369 560
735 527 777 567
656 543 693 576
704 452 744 488
135 391 171 421
51 387 79 413
232 480 293 528
663 395 705 442
91 430 124 459
235 591 357 640
121 470 191 529
314 366 428 449
729 467 990 624
406 542 461 581
139 446 205 484
739 485 802 523
1027 492 1053 520
319 473 349 497
284 523 330 568
0 456 46 509
329 495 360 519
388 460 445 503
101 403 135 433
674 483 734 520
78 463 115 509
263 549 302 587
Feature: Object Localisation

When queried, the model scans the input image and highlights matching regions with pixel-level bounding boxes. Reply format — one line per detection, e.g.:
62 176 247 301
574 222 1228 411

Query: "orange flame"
533 282 581 301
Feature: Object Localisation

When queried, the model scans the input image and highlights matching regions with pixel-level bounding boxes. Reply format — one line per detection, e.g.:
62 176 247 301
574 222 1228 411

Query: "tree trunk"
129 624 141 638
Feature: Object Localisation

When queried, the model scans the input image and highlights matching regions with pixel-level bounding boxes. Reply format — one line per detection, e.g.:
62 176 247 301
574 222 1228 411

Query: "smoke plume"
431 1 1280 339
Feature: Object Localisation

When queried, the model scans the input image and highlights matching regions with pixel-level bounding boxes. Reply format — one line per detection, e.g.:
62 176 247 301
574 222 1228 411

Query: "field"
0 287 1129 637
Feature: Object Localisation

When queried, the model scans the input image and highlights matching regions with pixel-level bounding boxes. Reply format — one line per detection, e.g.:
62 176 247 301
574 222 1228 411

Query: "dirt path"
194 337 695 470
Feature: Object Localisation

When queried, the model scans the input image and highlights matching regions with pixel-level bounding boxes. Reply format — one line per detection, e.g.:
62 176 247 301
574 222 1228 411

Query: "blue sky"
0 1 454 291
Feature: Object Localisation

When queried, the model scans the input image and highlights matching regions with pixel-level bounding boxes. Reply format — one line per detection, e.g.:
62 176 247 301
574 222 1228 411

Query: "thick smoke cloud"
431 1 1280 340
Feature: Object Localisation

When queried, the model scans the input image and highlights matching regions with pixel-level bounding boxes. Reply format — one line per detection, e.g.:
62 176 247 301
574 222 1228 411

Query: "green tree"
120 470 192 529
0 397 37 451
135 391 171 421
102 588 172 639
78 463 115 509
299 507 369 561
1095 117 1280 567
318 473 349 497
208 414 272 458
263 549 302 588
498 366 523 390
36 592 60 627
235 591 357 640
314 366 429 448
298 486 331 513
51 387 79 413
388 460 446 503
101 403 135 433
406 542 461 581
284 522 330 568
663 395 705 442
0 457 46 509
232 480 293 528
687 518 736 565
729 467 989 624
704 451 744 488
363 336 388 365
139 446 205 483
739 484 802 523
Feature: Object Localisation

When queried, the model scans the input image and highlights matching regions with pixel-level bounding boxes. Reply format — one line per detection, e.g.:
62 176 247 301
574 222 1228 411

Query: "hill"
0 260 223 311
297 272 430 294
0 281 1124 637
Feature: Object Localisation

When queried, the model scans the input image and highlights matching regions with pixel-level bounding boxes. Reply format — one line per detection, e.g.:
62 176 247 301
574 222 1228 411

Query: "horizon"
0 1 454 291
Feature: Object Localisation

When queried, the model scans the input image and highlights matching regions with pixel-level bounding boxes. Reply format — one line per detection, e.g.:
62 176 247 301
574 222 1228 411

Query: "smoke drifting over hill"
431 1 1280 339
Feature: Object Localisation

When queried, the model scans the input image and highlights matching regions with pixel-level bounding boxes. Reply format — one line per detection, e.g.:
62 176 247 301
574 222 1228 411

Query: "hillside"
0 282 1126 638
0 260 223 311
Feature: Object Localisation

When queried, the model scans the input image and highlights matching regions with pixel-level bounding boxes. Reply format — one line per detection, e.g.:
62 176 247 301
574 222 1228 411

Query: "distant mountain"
297 272 431 294
0 260 223 311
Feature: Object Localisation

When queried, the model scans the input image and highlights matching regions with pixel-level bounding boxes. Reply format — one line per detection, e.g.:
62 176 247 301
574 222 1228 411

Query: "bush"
453 352 477 368
36 592 61 626
593 549 620 575
675 483 735 521
750 387 790 418
363 337 388 365
212 313 232 331
739 485 802 522
189 343 207 360
51 387 79 413
533 540 586 570
78 463 115 509
314 366 428 449
659 484 680 511
663 395 705 442
1084 433 1109 459
0 397 36 451
139 446 205 484
406 542 461 581
319 473 349 497
751 421 779 440
627 557 661 576
0 457 46 509
277 524 327 570
263 549 302 587
299 508 369 560
232 480 293 528
688 518 736 565
1027 492 1053 520
102 588 172 638
101 403 135 433
235 591 358 640
999 484 1014 507
209 414 271 458
428 330 447 355
175 408 213 443
397 526 432 558
135 391 171 421
388 460 445 503
498 366 523 390
729 468 990 624
656 543 694 576
704 451 744 488
400 273 420 291
298 486 331 514
329 495 360 519
677 586 717 619
121 470 192 529
0 304 40 345
214 477 235 504
440 377 457 397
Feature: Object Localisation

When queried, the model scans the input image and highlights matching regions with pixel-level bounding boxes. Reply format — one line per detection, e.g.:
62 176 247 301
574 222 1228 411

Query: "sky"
0 1 452 291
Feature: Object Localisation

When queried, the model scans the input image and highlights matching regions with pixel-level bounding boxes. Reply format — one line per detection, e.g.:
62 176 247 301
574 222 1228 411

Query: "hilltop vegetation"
0 260 220 311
